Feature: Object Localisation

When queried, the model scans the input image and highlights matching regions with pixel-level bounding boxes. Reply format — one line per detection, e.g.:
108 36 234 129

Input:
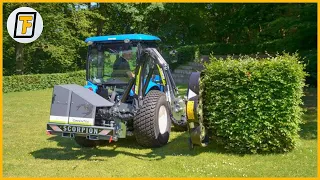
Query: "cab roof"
85 34 161 43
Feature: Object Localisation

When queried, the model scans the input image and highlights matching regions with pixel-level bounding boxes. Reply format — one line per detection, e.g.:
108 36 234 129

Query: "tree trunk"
96 20 104 36
15 43 24 75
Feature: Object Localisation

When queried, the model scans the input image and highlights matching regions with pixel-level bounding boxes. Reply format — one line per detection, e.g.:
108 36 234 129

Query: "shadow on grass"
30 132 227 161
299 107 317 140
299 87 317 140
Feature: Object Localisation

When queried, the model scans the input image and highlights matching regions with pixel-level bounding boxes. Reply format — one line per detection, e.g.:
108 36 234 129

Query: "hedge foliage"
201 54 307 154
174 42 316 85
198 43 256 55
3 71 86 93
176 41 313 63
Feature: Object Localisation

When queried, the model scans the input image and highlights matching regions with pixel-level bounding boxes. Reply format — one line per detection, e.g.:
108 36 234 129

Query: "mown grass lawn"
3 87 317 177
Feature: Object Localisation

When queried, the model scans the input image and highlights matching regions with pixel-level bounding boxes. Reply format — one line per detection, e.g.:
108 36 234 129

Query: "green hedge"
175 42 264 65
174 42 316 85
198 43 257 55
201 54 306 154
176 40 311 64
175 45 198 65
3 70 86 93
174 42 264 67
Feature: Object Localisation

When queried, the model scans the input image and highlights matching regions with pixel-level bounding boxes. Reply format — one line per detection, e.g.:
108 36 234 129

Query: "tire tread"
133 90 166 147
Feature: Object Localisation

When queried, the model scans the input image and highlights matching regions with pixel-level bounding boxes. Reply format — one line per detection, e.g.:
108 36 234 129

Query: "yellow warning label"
187 101 195 120
135 66 142 95
156 64 166 85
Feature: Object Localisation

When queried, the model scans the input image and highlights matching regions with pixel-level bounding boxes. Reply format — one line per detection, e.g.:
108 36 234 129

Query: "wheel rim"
158 105 168 134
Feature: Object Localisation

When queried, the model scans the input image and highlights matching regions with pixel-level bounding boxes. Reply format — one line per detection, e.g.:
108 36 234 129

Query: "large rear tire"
133 90 171 148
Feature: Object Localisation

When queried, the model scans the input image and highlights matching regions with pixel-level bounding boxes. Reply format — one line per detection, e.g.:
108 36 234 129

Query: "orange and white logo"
7 7 43 43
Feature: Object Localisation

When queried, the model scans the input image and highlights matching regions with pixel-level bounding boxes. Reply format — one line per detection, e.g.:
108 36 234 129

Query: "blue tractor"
47 34 208 148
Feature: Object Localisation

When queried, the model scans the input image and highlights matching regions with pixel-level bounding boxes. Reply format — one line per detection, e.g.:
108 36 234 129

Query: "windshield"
87 43 137 84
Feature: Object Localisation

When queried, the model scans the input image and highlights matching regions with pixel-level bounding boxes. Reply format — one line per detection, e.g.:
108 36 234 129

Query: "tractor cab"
84 34 162 101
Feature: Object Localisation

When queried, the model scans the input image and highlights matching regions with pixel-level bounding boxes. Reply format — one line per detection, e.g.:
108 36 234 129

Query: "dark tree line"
3 3 317 76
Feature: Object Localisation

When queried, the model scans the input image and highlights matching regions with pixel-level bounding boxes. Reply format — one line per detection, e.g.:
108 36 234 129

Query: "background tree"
3 3 317 85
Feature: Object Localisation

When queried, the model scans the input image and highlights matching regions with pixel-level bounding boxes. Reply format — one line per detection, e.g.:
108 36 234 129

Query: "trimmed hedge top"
3 71 86 93
172 42 316 85
201 54 307 154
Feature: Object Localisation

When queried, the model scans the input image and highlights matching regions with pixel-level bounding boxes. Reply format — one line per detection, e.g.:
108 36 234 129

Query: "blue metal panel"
146 81 160 94
145 75 162 94
85 34 161 43
130 89 134 96
84 81 98 93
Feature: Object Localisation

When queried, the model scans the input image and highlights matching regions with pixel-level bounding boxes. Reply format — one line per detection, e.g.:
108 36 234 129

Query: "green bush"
174 42 315 86
256 39 300 53
201 54 306 154
3 71 86 93
176 39 311 60
176 45 198 64
198 43 256 55
198 40 303 57
174 42 283 65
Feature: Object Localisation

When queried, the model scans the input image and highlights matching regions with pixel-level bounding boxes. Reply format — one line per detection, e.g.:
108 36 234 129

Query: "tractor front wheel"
133 90 171 147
